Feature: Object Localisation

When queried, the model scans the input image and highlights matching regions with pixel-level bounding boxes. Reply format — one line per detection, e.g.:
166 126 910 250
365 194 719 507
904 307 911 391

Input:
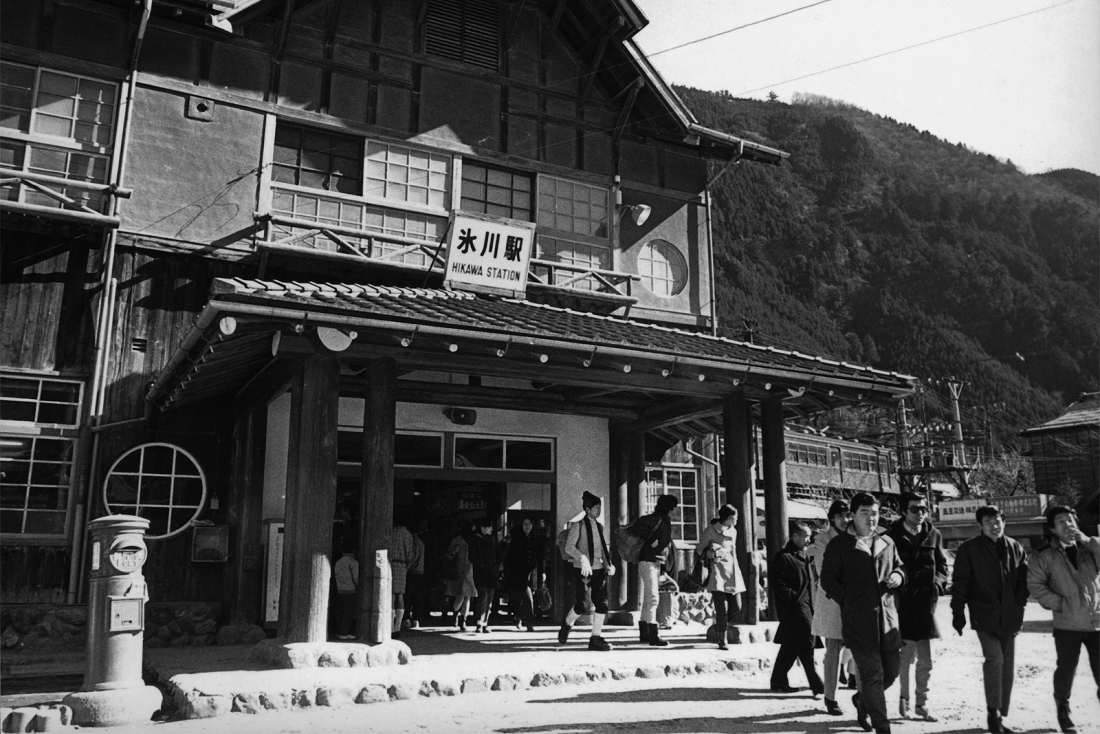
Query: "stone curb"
154 654 772 720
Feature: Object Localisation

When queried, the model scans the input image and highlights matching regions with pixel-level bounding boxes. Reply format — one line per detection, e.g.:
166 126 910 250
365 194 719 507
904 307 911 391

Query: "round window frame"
637 239 688 297
102 442 208 540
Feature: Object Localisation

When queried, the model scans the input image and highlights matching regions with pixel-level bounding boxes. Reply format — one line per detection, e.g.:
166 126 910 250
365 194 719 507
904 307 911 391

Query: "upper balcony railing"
0 169 129 228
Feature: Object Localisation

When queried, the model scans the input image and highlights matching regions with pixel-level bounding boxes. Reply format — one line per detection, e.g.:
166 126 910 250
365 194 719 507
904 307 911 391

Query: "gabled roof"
148 279 915 440
1022 393 1100 435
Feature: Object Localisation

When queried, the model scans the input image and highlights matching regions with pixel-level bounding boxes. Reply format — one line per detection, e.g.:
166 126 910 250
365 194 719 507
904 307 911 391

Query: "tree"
967 452 1035 497
767 91 779 103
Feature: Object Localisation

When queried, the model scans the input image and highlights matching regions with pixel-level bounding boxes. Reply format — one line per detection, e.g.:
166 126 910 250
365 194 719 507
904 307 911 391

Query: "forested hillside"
678 88 1099 450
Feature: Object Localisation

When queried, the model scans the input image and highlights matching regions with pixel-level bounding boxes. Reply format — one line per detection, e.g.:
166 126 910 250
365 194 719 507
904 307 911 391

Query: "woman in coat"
443 523 477 631
695 504 746 649
468 518 501 633
808 499 851 715
503 518 543 631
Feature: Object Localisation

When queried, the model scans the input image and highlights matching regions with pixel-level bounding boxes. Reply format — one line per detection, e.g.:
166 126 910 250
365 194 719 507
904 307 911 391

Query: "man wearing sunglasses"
886 493 949 722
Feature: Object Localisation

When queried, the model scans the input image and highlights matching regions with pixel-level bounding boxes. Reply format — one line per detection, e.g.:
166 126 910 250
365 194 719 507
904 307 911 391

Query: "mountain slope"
678 88 1099 448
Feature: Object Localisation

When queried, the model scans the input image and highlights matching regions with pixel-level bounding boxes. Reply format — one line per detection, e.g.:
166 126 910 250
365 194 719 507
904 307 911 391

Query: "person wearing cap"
809 498 852 715
1026 505 1100 734
559 491 616 651
886 492 949 722
633 494 679 647
951 505 1029 734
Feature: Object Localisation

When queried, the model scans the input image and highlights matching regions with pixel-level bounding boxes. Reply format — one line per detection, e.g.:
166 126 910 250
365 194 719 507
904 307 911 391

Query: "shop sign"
458 491 486 511
444 212 535 296
937 494 1045 523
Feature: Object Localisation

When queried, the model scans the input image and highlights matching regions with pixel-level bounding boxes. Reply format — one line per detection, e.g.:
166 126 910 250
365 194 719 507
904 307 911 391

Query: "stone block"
316 686 356 708
365 645 398 667
609 667 635 680
635 665 666 679
432 679 460 696
259 692 290 711
348 647 369 667
418 680 438 697
8 707 37 733
561 669 588 685
695 660 729 675
585 668 610 681
190 634 214 647
667 663 693 677
389 682 418 701
727 659 755 673
460 677 488 694
530 672 563 687
356 685 389 704
292 689 314 708
317 650 349 668
491 674 521 691
184 694 230 720
65 686 163 726
231 693 261 714
2 626 22 649
193 619 216 636
168 634 192 648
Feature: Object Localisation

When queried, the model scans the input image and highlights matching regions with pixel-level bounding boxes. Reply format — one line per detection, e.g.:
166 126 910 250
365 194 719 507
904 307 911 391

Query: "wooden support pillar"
761 397 789 571
610 433 628 610
626 431 644 610
358 357 396 643
226 401 267 625
278 355 340 642
723 391 758 624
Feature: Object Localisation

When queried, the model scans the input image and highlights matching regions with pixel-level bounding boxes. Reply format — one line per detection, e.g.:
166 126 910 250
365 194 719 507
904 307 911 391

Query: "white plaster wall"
340 397 609 532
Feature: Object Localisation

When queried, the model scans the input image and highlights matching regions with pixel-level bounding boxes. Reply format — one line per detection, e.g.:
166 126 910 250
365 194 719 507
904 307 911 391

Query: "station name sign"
937 493 1045 523
444 212 536 297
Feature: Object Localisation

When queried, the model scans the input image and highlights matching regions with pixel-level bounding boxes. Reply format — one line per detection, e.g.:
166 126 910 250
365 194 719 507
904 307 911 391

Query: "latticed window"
637 239 687 296
644 466 699 542
365 142 450 209
103 443 207 539
0 63 116 212
424 0 500 72
0 373 83 537
538 177 608 238
272 124 363 195
460 162 532 220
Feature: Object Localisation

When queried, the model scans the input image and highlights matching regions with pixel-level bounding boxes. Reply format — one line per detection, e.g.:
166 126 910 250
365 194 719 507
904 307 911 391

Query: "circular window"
637 240 687 296
103 443 207 540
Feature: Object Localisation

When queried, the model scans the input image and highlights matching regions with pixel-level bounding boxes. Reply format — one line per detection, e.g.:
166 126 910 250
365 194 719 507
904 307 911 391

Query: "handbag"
535 585 552 612
690 553 708 587
613 518 661 565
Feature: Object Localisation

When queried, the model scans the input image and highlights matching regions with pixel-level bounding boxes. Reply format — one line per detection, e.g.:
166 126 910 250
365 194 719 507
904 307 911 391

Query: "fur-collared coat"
821 530 906 652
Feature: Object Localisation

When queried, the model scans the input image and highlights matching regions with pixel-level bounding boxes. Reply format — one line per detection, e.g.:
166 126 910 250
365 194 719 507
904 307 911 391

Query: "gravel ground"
101 603 1097 734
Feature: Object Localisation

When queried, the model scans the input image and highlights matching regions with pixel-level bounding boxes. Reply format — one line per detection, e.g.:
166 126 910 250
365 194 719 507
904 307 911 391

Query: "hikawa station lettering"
448 261 522 281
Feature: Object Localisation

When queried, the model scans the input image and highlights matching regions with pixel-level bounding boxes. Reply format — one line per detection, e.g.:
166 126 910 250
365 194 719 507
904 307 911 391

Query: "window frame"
636 239 688 297
643 463 700 544
102 442 208 541
0 371 84 543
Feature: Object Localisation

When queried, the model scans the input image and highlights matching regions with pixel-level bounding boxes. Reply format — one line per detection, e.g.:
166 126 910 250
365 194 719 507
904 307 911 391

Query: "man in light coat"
809 499 851 716
822 492 906 734
951 505 1029 734
1026 505 1100 734
886 492 949 722
559 491 615 651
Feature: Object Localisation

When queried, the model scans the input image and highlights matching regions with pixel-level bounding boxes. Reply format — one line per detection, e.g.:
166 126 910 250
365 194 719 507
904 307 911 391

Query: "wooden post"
358 357 396 643
609 433 628 610
278 355 340 642
226 401 267 625
723 391 758 624
761 397 788 574
626 431 644 610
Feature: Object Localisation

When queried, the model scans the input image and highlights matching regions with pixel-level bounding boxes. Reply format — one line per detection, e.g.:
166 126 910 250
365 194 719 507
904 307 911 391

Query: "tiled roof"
209 278 916 387
1024 393 1100 434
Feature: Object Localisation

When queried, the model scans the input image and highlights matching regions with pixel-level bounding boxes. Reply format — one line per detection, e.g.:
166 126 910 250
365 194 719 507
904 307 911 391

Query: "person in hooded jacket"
885 492 949 722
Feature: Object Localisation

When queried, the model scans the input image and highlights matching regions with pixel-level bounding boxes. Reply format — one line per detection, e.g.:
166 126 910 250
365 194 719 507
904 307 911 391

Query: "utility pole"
946 378 965 466
896 399 911 470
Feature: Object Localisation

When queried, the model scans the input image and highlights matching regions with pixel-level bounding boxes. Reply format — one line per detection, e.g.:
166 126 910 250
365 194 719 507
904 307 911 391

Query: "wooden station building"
0 0 916 643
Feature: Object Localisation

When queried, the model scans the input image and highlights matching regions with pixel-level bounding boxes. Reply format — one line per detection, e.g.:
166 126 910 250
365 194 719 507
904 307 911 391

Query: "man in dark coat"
951 505 1030 734
822 492 906 734
770 520 825 695
886 492 948 722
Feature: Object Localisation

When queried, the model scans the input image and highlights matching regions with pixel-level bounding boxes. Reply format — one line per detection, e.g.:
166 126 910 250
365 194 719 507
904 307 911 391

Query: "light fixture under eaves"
618 204 651 226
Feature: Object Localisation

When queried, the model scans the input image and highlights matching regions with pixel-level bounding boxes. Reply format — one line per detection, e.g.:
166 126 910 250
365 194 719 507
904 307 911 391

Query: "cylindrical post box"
82 515 150 691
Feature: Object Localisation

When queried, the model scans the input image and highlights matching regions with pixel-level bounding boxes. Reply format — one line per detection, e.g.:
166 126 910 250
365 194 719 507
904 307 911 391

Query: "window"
787 441 828 466
0 63 117 212
0 435 74 536
454 435 554 471
424 0 500 72
644 466 699 542
843 451 875 473
272 124 362 195
0 375 82 427
461 162 532 220
637 240 687 296
365 142 450 209
103 443 207 539
534 175 613 288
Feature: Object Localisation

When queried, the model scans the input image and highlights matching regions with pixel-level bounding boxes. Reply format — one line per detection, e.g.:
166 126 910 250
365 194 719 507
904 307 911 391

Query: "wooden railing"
0 170 130 228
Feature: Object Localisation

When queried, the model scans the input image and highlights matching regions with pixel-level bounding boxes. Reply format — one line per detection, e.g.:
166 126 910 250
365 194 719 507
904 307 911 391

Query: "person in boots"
770 520 825 696
951 505 1029 734
695 504 746 650
634 493 678 647
821 492 906 734
1027 505 1099 734
809 499 851 715
886 492 949 722
559 491 615 651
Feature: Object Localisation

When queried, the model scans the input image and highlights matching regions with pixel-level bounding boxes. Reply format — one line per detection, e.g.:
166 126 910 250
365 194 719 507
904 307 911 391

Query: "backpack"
614 517 661 565
557 525 578 561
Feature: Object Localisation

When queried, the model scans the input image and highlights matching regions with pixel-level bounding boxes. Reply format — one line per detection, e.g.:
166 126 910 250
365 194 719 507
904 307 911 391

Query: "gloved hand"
607 564 616 577
952 611 965 636
579 556 592 578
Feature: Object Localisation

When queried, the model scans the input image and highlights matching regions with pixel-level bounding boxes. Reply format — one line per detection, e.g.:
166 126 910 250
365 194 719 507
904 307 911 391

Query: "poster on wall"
263 520 284 627
443 212 535 297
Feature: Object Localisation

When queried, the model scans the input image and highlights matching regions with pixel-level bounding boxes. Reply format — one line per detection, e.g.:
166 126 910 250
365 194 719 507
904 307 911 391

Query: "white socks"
591 613 605 637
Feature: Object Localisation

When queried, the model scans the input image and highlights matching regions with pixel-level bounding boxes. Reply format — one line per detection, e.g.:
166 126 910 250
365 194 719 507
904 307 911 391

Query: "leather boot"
1056 700 1077 733
987 708 1010 734
638 620 647 642
647 622 669 647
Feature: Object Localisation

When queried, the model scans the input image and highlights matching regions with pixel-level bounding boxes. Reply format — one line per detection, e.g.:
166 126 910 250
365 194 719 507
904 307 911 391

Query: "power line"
734 0 1078 96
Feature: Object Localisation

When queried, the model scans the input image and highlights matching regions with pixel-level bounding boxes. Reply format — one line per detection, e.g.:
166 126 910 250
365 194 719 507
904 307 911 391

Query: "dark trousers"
475 586 496 622
405 574 426 623
570 568 608 615
1053 628 1100 705
851 645 901 733
712 591 741 638
509 583 534 625
772 633 824 692
335 592 358 636
976 631 1016 714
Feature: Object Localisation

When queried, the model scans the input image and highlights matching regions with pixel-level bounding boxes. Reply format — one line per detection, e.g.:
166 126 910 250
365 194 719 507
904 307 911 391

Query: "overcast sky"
633 0 1100 176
